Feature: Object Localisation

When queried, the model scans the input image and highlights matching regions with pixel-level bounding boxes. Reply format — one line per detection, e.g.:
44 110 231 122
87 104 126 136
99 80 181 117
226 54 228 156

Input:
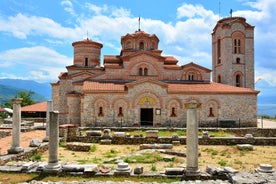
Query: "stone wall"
0 130 11 138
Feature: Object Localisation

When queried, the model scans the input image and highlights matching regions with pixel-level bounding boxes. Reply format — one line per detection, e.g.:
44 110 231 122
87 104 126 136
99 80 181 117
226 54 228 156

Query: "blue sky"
0 0 276 115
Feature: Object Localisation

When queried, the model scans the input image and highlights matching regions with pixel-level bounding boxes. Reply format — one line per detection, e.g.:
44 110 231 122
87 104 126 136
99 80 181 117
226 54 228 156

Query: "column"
184 102 201 176
8 98 24 154
44 111 61 173
43 100 52 142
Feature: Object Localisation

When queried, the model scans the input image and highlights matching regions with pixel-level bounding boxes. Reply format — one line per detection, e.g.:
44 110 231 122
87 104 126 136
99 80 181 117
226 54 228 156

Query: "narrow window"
218 75 221 83
144 68 148 76
139 68 143 76
217 39 221 64
85 57 88 67
98 107 104 117
208 107 214 117
236 57 240 64
118 107 123 117
188 75 194 80
170 107 177 117
139 42 144 50
234 39 241 54
236 74 241 87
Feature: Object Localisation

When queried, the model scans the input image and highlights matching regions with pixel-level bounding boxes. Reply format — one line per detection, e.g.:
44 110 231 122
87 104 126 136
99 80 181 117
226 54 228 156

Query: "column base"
42 137 49 142
186 168 200 176
7 147 24 154
44 162 62 173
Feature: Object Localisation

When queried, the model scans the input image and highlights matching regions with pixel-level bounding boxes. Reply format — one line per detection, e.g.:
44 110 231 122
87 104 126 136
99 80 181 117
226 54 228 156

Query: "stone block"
113 132 126 137
100 139 112 145
21 161 39 172
165 168 184 175
224 166 239 174
145 130 158 138
62 164 84 172
134 166 143 174
237 144 253 151
139 144 173 150
172 141 180 146
29 139 42 147
86 130 102 137
83 164 99 174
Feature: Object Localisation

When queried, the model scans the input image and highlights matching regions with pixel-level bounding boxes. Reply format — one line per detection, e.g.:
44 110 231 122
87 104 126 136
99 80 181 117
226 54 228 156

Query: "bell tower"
212 17 255 89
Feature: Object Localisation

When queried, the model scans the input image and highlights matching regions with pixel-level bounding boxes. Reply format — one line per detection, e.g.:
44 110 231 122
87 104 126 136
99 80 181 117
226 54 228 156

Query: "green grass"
124 152 163 163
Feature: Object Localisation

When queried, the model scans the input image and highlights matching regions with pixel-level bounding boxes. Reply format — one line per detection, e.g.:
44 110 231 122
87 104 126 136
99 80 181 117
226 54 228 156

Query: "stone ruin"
0 99 275 183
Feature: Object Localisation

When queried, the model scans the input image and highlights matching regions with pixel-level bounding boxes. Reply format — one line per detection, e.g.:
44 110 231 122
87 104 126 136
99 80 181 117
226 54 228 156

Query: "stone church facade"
52 17 259 127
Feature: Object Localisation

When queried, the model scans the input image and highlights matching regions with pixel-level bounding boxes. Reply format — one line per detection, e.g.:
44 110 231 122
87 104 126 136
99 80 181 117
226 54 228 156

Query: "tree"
5 91 36 108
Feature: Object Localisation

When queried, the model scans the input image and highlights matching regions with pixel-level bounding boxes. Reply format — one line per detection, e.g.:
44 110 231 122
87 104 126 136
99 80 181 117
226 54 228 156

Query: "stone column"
185 102 201 176
43 100 52 142
44 111 61 173
8 98 24 154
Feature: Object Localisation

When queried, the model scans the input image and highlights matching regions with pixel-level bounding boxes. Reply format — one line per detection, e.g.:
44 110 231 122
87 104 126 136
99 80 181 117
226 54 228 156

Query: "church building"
52 17 259 127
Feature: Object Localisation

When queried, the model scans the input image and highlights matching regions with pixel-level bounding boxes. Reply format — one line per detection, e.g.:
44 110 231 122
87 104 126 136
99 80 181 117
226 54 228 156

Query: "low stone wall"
73 136 276 146
0 130 11 138
0 143 48 166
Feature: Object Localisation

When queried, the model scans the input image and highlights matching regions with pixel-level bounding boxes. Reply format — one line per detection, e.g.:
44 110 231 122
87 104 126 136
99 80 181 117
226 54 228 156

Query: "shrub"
90 144 97 152
32 154 41 161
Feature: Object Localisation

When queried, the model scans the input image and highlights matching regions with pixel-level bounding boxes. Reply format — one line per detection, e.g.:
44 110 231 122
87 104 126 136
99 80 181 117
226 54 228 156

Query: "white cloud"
0 13 80 40
256 67 276 86
0 46 71 82
61 0 76 16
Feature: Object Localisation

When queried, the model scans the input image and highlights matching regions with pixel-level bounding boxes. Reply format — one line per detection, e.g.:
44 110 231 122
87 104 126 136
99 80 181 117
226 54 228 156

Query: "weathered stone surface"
237 144 253 151
145 130 158 138
139 144 173 150
244 134 254 139
224 167 239 174
172 140 180 146
29 139 42 147
86 130 102 137
113 132 126 138
66 142 91 151
100 139 112 145
102 129 112 139
83 164 99 174
202 131 209 139
133 166 143 174
21 161 39 172
171 134 179 139
256 164 274 173
62 164 84 172
165 168 184 175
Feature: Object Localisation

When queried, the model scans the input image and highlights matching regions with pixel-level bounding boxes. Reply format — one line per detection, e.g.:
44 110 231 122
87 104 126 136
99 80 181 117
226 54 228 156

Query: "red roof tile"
83 81 125 92
21 101 47 112
168 82 259 94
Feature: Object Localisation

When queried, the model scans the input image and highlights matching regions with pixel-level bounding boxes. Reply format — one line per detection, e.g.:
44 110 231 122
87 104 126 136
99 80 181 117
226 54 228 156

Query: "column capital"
184 102 201 109
11 98 23 104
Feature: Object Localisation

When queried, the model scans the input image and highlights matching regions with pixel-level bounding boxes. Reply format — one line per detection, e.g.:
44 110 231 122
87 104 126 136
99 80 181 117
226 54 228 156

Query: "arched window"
208 107 214 117
118 107 123 117
144 68 148 76
217 75 221 83
236 57 240 64
170 107 177 117
234 39 241 54
85 57 88 67
188 75 194 81
98 107 104 117
139 68 143 76
139 42 144 50
236 74 241 87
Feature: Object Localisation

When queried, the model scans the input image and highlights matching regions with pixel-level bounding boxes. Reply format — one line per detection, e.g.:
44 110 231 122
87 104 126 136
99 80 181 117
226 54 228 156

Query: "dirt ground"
0 130 45 155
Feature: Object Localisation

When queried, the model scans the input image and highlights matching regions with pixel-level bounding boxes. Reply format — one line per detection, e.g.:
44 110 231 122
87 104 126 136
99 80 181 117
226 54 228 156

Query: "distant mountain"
0 79 51 105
